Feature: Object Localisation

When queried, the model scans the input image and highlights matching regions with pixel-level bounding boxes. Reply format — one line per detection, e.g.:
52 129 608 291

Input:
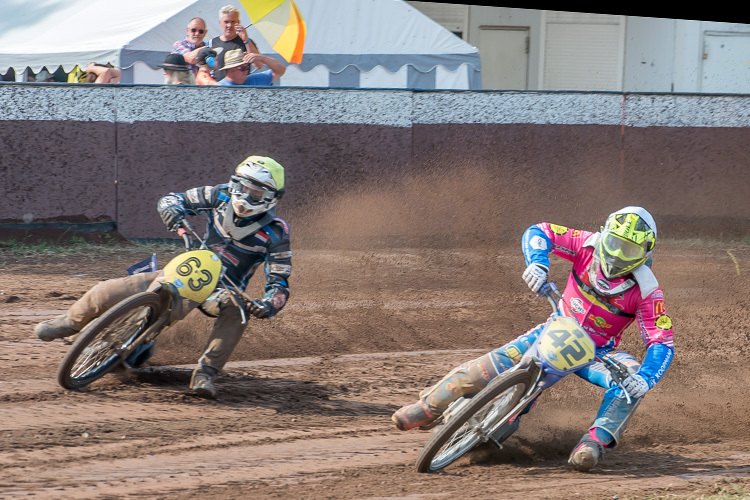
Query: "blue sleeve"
246 70 273 86
638 343 674 388
521 225 551 268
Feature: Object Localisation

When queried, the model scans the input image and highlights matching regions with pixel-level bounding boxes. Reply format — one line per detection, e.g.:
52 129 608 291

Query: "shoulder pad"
632 265 659 299
269 217 290 235
583 231 600 248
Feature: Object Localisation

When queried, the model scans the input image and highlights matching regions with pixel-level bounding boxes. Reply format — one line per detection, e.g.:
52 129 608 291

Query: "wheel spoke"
65 304 155 384
416 371 532 473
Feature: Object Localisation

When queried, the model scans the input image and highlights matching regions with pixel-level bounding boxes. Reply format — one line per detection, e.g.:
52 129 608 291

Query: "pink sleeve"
636 289 675 348
536 223 593 264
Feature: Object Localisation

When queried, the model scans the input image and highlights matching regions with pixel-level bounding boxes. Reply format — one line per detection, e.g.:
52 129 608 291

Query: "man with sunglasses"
391 207 674 473
172 17 209 75
209 5 260 81
35 156 292 400
216 48 286 86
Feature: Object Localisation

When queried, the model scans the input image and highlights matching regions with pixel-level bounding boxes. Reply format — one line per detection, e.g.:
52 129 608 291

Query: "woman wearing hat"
160 53 196 85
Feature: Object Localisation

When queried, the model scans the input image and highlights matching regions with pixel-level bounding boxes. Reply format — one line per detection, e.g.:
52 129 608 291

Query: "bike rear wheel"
57 291 164 390
416 368 533 473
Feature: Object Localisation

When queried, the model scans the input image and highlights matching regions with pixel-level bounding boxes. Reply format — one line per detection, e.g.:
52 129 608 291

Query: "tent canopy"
0 0 481 88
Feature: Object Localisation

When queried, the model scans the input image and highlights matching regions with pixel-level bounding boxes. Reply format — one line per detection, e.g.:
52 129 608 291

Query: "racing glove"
247 298 272 319
157 195 186 232
621 373 650 398
522 263 549 293
159 206 185 232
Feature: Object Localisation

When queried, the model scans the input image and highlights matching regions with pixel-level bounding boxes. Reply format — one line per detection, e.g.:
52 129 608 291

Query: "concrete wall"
1 83 748 243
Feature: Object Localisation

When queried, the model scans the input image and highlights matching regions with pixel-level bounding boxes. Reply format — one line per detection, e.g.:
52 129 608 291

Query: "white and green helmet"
228 155 285 217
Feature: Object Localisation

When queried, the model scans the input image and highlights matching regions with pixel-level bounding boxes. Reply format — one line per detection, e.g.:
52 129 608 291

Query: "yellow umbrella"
239 0 306 64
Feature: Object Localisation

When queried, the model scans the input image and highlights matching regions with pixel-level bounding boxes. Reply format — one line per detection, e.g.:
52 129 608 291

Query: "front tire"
57 292 164 390
416 369 533 473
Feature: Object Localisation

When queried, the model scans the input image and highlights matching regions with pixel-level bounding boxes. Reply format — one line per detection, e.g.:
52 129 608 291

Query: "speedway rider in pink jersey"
392 206 674 472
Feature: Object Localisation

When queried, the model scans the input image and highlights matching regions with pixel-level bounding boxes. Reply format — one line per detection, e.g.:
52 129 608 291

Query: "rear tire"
416 369 533 473
57 292 164 390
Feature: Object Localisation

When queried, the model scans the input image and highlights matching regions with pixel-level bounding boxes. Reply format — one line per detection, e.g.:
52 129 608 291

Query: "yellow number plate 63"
162 249 222 303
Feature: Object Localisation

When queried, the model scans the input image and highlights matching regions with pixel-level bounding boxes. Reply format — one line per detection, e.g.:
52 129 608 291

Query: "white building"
407 2 750 93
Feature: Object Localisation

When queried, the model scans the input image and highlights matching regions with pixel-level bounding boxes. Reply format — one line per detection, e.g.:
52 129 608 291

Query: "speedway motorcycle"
57 220 254 390
415 282 634 473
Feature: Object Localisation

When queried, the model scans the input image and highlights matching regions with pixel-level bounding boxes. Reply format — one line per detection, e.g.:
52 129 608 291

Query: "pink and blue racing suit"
489 222 674 446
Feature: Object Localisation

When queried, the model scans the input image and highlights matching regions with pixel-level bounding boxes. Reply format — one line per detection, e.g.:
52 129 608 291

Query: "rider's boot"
392 399 439 430
568 428 609 472
34 314 81 342
190 364 218 399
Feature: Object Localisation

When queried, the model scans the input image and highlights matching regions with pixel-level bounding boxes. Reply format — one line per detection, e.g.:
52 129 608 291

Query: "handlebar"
538 282 563 314
177 219 207 251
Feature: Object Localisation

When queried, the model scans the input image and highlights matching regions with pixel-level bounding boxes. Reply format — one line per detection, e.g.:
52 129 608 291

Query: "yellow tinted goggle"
601 232 646 261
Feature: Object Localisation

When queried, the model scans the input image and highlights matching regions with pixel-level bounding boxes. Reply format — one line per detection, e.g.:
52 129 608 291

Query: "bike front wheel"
57 291 165 390
415 368 533 473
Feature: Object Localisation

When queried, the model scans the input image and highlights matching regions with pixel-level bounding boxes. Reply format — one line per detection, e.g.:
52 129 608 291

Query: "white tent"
0 0 481 89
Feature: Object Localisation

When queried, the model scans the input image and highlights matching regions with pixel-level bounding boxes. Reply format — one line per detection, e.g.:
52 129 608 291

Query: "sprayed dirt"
1 174 749 500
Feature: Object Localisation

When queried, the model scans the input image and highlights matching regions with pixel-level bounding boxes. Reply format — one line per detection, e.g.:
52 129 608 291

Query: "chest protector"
217 203 275 242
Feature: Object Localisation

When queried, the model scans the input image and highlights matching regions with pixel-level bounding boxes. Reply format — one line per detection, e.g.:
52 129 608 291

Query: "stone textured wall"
1 85 748 241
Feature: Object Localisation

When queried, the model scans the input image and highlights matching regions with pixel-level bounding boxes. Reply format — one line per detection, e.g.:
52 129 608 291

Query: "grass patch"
0 236 183 260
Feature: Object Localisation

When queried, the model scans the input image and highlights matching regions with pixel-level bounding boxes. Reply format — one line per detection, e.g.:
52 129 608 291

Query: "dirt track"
1 230 749 500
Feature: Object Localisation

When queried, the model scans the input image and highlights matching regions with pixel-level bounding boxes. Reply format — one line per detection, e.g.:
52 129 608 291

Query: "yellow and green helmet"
598 206 657 278
228 155 285 217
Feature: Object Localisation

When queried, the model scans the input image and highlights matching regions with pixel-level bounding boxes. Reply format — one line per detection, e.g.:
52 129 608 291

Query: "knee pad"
420 354 501 413
199 289 236 318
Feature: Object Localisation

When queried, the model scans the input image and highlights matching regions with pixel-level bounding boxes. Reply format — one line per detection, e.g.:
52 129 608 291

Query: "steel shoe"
190 365 218 399
568 436 605 472
391 400 438 431
125 340 155 368
34 315 80 342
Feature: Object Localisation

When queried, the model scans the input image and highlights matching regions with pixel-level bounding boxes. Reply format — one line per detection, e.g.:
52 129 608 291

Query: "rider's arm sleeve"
262 219 292 317
179 184 230 215
522 224 552 268
636 289 675 388
639 343 674 388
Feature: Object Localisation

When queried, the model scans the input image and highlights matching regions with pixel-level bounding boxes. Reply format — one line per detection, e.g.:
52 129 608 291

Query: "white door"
542 14 624 91
702 31 750 93
479 27 529 90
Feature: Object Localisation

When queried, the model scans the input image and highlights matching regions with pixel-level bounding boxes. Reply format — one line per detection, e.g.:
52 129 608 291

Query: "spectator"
160 53 196 85
209 5 259 81
172 17 209 75
195 47 220 85
217 49 285 86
